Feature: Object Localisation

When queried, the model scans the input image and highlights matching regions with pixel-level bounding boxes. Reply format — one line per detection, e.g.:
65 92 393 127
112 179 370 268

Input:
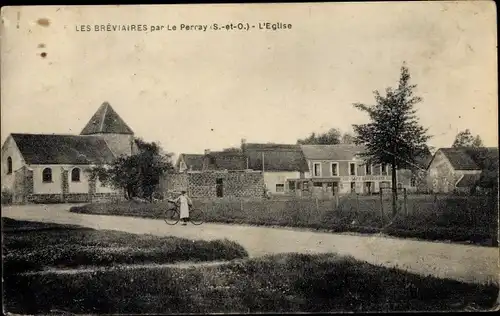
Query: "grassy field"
4 252 498 313
70 194 498 246
2 218 248 274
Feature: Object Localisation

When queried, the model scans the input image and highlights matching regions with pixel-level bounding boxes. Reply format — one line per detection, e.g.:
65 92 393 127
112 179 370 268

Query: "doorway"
332 182 339 195
216 178 224 197
365 182 372 195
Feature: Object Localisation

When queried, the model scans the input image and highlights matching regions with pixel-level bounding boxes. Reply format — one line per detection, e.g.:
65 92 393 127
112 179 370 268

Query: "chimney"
241 138 247 152
204 149 211 155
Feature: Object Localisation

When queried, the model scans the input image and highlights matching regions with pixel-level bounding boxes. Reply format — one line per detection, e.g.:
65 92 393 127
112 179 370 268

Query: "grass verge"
4 252 498 313
2 218 248 274
70 194 498 246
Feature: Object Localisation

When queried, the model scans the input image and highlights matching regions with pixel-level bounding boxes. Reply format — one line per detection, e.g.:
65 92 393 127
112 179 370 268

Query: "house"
426 147 499 194
242 142 310 194
298 144 393 195
166 148 263 198
176 154 204 172
201 150 249 171
1 102 136 204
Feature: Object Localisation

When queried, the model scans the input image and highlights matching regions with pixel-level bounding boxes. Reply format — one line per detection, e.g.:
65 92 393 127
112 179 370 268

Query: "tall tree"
341 132 356 144
88 138 174 201
297 128 342 145
352 63 431 217
452 129 483 147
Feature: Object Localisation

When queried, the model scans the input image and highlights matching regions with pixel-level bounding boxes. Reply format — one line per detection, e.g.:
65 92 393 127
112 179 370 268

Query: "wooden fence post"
403 188 408 216
380 189 384 224
356 193 360 217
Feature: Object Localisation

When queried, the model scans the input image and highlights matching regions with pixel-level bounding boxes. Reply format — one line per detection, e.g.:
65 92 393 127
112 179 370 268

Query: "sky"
1 2 497 159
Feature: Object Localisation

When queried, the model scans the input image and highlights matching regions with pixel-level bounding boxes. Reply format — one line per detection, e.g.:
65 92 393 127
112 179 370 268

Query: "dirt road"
2 204 498 284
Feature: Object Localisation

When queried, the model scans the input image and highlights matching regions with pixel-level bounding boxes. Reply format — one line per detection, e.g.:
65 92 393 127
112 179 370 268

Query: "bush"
1 188 13 205
4 253 498 314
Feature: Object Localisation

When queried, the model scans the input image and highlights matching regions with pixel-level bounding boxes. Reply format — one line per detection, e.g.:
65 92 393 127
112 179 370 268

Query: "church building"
1 102 137 204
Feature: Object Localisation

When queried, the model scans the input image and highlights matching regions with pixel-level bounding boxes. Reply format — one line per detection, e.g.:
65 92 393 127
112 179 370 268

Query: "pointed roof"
80 102 134 135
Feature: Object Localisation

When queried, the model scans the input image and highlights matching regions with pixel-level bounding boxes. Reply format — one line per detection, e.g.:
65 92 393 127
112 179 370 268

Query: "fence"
191 190 497 230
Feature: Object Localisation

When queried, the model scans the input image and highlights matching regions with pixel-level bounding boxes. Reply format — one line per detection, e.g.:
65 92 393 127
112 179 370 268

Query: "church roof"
80 102 134 135
11 133 116 165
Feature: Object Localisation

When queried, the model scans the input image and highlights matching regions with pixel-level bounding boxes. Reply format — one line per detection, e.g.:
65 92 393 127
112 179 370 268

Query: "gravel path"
2 204 499 284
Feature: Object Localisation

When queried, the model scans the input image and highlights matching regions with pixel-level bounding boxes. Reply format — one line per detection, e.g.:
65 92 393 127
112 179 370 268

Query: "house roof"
300 144 366 161
414 149 433 169
244 143 309 172
438 148 481 170
80 102 134 135
456 174 481 188
178 154 204 171
11 133 116 165
205 152 248 171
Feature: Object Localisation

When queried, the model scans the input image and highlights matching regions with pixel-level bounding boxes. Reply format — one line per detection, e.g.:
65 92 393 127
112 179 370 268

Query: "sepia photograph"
1 2 498 314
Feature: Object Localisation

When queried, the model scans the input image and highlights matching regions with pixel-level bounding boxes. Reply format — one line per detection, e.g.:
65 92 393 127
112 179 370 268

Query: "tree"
452 129 483 148
341 132 356 144
297 128 342 145
352 63 431 217
88 138 174 201
472 135 484 147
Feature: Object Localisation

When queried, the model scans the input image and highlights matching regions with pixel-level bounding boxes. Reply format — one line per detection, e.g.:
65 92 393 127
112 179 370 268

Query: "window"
350 182 356 192
381 164 388 175
410 176 417 187
365 164 372 175
209 157 216 165
7 157 12 174
276 184 285 193
349 163 356 176
71 168 81 182
313 163 321 177
288 181 296 191
331 163 338 176
42 168 52 183
313 182 323 187
397 183 403 189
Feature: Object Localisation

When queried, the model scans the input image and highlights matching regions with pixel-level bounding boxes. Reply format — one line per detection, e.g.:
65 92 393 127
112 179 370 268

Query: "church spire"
80 102 134 135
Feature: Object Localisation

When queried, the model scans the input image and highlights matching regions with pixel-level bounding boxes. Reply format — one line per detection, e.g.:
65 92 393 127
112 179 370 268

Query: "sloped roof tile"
244 143 309 172
11 133 116 165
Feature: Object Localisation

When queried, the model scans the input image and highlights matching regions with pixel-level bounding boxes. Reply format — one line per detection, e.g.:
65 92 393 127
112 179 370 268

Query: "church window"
71 168 81 182
7 157 12 174
42 168 52 183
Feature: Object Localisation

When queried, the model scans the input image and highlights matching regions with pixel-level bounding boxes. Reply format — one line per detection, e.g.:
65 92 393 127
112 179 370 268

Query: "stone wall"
12 166 125 204
163 171 264 199
13 166 32 204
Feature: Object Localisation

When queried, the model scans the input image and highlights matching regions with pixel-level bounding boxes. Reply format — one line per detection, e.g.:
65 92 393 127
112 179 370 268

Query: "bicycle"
163 202 204 226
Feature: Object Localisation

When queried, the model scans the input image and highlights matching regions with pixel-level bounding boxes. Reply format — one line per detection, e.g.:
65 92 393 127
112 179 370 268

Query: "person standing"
174 190 192 225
